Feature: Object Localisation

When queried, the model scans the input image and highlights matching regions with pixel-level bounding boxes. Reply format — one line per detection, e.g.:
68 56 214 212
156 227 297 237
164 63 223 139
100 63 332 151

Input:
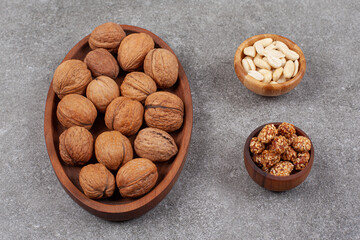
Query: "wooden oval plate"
44 25 193 221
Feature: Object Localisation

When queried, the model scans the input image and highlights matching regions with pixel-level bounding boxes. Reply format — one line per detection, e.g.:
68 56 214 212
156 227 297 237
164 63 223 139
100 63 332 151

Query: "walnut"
134 127 178 162
144 49 179 88
52 59 92 99
88 22 126 54
56 94 97 130
86 76 120 112
116 158 158 198
292 136 312 152
104 97 144 136
258 124 278 143
117 33 154 72
249 137 265 154
277 122 296 139
59 126 93 165
269 161 294 177
79 163 115 199
120 72 157 102
271 136 289 154
144 91 184 132
95 131 133 171
84 48 119 79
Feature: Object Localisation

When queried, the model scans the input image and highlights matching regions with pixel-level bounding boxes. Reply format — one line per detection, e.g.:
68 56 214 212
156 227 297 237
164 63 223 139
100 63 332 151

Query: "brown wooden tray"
44 25 193 221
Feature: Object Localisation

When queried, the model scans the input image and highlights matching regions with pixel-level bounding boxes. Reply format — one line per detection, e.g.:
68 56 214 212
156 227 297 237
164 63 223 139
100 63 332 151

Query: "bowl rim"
244 122 314 181
44 25 193 218
234 34 306 96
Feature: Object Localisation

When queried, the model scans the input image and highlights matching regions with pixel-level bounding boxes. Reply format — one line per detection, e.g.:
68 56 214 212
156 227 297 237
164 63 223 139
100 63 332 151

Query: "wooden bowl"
44 25 193 221
244 122 314 191
234 34 306 96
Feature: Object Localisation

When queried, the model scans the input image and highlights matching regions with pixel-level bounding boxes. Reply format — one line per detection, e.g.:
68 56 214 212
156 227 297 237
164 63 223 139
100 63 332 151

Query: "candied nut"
144 49 179 88
105 97 144 136
86 76 120 112
52 59 92 99
250 137 265 154
59 126 93 165
271 136 289 154
278 122 296 139
79 163 115 199
292 136 312 152
270 161 294 176
293 152 310 171
95 131 133 170
281 146 297 162
252 154 262 167
120 72 157 103
144 91 184 132
134 127 178 162
116 158 158 198
84 48 120 79
258 124 278 144
287 134 297 145
261 150 280 170
88 22 126 53
56 94 97 130
117 33 155 72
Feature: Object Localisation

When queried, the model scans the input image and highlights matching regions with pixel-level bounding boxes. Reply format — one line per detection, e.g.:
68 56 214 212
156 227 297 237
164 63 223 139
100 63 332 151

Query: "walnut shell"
59 126 93 165
144 49 179 88
144 91 184 132
79 163 115 199
52 59 92 99
120 72 157 102
116 158 158 198
105 97 144 136
134 128 178 162
88 22 126 53
84 48 119 79
56 94 97 130
95 131 133 171
86 76 120 112
117 33 154 72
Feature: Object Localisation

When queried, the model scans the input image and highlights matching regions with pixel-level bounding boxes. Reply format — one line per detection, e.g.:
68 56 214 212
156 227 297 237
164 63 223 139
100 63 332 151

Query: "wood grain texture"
44 25 193 221
234 34 306 96
244 122 314 192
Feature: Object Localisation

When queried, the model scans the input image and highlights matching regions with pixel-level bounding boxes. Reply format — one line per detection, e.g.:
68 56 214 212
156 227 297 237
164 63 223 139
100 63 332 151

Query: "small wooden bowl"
44 25 193 221
244 122 314 192
234 34 306 96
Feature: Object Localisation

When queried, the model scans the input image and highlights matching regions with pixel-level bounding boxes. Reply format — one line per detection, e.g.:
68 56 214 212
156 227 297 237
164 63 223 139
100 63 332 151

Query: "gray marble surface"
0 0 359 239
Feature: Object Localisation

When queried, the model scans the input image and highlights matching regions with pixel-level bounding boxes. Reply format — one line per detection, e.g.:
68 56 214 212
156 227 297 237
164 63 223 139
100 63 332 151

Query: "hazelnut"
59 126 93 165
134 128 178 162
86 76 120 112
104 97 144 136
95 131 133 171
117 33 154 72
56 94 97 130
84 48 119 79
52 59 92 99
116 158 158 198
88 22 126 53
120 72 157 102
79 163 115 199
144 49 179 88
144 91 184 132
